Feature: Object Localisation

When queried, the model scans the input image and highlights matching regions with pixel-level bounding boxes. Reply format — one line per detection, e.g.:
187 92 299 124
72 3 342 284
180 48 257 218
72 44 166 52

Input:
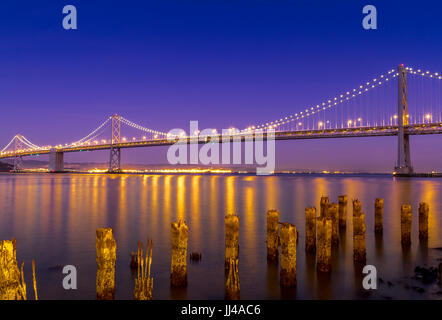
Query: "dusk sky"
1 0 441 172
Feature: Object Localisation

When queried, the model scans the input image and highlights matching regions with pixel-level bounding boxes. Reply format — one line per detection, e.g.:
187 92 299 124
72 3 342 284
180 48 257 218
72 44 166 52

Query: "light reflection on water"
0 173 441 300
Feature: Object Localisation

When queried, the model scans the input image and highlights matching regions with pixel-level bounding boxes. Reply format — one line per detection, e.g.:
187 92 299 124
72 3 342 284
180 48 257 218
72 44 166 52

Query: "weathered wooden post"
320 196 329 217
171 220 188 287
96 228 116 300
134 240 153 300
305 207 316 254
374 198 384 234
225 214 239 271
338 195 348 228
353 199 362 217
328 203 339 246
279 223 297 287
401 204 412 246
418 202 429 240
266 209 279 261
353 213 366 264
316 218 332 272
0 239 24 300
225 258 240 300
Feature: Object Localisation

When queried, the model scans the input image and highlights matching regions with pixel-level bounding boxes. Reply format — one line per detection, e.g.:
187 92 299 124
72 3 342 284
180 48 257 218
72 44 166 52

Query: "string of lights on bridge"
240 69 398 132
1 65 441 157
242 66 442 133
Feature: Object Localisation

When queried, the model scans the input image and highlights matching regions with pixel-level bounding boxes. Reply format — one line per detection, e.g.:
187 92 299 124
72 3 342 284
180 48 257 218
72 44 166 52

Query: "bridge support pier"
49 148 64 172
394 64 413 175
12 155 23 172
109 147 121 173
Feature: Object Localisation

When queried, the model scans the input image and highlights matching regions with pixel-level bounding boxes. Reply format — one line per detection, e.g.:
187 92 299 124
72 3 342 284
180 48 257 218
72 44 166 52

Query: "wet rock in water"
190 252 202 262
414 266 438 284
130 252 138 269
411 286 425 293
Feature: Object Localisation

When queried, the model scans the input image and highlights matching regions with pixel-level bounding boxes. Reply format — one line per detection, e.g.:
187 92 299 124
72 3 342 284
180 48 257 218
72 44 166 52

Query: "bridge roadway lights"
49 148 64 173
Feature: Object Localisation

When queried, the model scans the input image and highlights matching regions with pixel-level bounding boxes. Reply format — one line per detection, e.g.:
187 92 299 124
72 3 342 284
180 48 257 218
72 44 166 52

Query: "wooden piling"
171 220 188 287
338 195 348 228
225 258 240 300
374 198 384 234
353 213 366 264
96 228 116 300
32 259 38 300
353 200 362 217
328 203 339 246
134 239 153 300
266 209 279 261
0 239 25 300
305 207 316 254
225 214 239 271
280 223 297 287
316 218 332 272
320 196 329 218
401 204 412 246
418 202 429 240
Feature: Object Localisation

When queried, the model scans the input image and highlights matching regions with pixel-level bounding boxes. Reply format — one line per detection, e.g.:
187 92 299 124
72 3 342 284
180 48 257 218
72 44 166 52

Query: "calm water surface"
0 173 441 300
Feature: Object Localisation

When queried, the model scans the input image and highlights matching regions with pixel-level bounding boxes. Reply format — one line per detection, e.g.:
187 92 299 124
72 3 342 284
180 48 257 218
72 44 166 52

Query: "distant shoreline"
3 170 442 178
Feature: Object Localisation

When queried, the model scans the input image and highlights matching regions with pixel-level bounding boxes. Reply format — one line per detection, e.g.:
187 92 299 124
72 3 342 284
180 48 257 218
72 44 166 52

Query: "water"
0 173 441 300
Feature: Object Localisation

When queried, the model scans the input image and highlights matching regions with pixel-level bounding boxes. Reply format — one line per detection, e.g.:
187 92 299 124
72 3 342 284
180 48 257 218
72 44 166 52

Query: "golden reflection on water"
190 176 201 245
0 173 441 299
225 176 237 215
209 176 220 249
243 180 256 253
176 175 186 221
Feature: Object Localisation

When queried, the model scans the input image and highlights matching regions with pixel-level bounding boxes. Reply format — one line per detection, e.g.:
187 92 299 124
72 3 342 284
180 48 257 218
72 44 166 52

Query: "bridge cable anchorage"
243 68 401 133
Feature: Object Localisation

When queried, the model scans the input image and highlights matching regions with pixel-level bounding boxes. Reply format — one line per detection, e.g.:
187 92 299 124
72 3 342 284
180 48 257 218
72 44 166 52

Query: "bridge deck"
1 123 441 159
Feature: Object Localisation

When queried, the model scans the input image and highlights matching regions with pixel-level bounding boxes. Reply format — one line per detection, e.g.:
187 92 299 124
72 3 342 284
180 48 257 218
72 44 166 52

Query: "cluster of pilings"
266 210 298 287
96 228 155 300
167 215 242 299
94 200 434 299
1 199 436 300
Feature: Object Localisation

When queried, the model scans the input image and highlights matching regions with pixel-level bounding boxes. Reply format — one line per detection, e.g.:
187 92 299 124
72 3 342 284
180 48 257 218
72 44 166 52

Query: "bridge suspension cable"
0 135 42 153
120 117 168 137
243 68 399 132
69 117 111 146
18 135 42 150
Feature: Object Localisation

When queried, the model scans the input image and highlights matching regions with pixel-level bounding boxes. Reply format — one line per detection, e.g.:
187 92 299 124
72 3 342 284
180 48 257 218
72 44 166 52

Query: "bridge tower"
109 114 121 173
49 148 64 172
13 135 24 172
394 64 413 175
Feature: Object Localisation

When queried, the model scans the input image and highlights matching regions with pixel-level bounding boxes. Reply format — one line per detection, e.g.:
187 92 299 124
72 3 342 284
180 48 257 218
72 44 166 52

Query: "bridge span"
1 65 442 175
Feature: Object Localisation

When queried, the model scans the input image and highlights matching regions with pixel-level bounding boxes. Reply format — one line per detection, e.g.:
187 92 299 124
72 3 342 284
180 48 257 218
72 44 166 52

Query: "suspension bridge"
1 65 442 175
